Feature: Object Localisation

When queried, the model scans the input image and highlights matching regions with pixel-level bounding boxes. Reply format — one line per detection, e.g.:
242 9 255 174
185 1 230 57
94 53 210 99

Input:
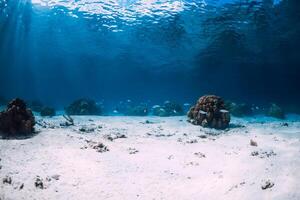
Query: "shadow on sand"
0 130 40 140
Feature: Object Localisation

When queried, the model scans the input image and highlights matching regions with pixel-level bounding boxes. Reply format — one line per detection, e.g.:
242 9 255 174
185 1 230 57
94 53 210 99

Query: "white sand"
0 116 300 200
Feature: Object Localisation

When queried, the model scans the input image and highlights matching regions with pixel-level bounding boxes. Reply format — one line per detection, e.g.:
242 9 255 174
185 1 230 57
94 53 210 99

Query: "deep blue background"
0 0 299 109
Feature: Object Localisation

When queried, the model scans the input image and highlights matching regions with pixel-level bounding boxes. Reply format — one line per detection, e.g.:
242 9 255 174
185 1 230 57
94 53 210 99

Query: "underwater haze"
0 0 300 109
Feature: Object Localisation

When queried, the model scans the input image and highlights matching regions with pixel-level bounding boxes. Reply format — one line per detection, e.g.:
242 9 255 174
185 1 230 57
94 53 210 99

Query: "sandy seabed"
0 115 300 200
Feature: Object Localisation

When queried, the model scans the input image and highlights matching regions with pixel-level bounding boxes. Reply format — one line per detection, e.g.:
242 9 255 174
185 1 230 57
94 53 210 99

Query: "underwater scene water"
2 1 300 199
0 0 300 113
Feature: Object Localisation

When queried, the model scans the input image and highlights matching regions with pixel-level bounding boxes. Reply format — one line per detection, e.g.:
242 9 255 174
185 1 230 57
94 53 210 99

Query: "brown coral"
0 98 35 136
187 95 230 129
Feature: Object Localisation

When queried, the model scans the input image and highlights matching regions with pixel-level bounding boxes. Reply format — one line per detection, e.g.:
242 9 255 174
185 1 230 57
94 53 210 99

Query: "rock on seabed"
188 95 230 129
0 98 35 136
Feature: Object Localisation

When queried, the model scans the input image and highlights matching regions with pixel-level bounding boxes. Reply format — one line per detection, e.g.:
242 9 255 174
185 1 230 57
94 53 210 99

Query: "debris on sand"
60 114 74 127
79 126 95 133
250 139 258 146
146 132 174 138
51 174 60 181
198 135 207 139
140 120 155 124
194 152 206 158
186 161 199 166
19 183 24 190
186 139 198 144
3 175 12 184
251 151 259 156
226 181 246 193
91 142 109 153
261 150 277 158
167 155 174 160
35 177 45 188
83 139 109 153
104 132 127 141
36 119 57 129
34 176 44 189
128 148 139 154
261 180 274 190
251 150 276 158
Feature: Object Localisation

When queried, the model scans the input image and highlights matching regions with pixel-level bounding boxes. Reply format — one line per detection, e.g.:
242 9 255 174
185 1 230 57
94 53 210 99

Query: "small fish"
199 110 207 114
220 109 229 113
152 105 160 109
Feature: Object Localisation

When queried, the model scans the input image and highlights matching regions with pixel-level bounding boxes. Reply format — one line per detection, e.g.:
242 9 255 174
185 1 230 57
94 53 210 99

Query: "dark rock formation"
152 101 184 117
65 99 101 115
266 103 285 119
27 100 44 112
226 102 253 117
163 101 184 116
187 95 230 129
115 101 148 116
114 100 132 115
152 105 168 117
0 96 8 106
40 107 56 117
0 98 35 136
125 104 148 116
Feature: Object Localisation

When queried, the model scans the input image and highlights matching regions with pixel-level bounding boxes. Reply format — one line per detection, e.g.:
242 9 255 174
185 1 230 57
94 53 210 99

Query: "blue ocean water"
0 0 299 110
